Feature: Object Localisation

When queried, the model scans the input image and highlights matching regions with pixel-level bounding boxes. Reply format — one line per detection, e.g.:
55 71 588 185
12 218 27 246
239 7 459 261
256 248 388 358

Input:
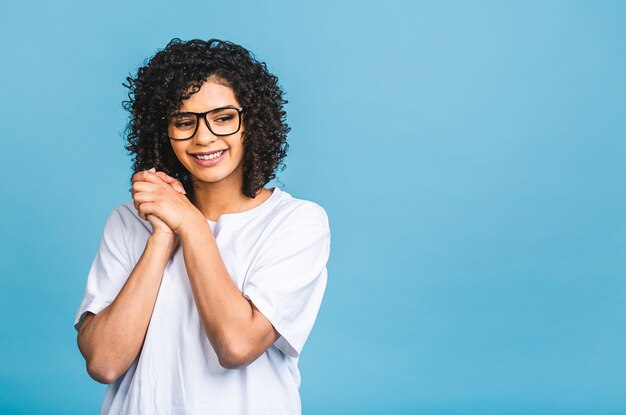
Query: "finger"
131 170 146 184
138 202 159 218
132 170 166 185
133 190 156 204
138 209 147 221
132 181 159 194
132 182 159 219
132 192 142 214
134 199 142 216
155 171 177 186
133 191 159 221
133 198 147 220
155 171 186 194
173 182 186 194
132 184 140 214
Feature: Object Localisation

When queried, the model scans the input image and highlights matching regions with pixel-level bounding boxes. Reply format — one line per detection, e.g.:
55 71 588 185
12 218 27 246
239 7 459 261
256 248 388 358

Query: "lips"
189 149 227 167
192 150 226 160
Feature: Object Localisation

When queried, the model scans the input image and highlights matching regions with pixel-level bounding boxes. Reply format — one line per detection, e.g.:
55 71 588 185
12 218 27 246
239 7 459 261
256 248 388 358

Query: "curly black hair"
122 38 290 199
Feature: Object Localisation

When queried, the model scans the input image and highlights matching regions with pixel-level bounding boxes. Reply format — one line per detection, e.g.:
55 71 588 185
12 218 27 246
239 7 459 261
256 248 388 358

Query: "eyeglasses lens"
168 108 240 139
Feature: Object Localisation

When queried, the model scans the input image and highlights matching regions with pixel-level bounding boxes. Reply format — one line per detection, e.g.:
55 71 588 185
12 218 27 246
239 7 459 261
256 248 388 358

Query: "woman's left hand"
132 170 203 235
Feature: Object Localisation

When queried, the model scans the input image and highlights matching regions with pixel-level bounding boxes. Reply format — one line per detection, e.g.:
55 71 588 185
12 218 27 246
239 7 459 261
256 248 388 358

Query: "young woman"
74 38 331 414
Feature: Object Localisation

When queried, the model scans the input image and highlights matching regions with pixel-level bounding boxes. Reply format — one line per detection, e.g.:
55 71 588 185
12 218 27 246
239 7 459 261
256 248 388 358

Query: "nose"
193 116 218 144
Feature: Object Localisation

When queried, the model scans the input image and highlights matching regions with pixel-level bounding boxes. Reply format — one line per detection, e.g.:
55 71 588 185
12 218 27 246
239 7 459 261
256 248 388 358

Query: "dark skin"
78 79 281 383
78 78 279 383
77 167 279 384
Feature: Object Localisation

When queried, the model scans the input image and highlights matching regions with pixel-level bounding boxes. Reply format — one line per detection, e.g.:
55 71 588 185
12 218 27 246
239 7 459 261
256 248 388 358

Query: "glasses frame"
163 106 243 141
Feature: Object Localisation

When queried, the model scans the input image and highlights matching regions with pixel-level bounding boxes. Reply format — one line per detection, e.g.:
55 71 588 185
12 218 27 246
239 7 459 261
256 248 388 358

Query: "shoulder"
270 188 330 230
97 202 151 262
103 201 150 234
252 189 331 265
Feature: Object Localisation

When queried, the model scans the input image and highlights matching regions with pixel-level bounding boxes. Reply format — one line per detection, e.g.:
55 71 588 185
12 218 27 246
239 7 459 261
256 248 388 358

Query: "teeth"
195 150 224 160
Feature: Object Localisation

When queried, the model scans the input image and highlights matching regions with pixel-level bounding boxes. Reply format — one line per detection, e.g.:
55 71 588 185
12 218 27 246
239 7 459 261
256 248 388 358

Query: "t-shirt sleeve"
242 203 331 358
73 206 133 332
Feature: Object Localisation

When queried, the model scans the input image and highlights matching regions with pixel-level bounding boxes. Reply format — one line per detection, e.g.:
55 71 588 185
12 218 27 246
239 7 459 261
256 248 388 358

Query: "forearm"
179 220 259 367
77 235 176 383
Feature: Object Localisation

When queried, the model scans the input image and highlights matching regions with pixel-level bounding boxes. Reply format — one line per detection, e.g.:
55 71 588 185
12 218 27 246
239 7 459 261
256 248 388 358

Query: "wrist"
177 212 210 239
147 232 178 254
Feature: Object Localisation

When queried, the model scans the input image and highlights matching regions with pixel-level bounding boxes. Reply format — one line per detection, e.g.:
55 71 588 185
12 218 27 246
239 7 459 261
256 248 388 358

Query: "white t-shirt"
73 186 331 415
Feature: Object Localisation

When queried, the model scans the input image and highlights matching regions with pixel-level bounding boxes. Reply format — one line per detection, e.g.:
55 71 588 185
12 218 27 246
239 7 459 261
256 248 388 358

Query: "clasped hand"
131 167 200 237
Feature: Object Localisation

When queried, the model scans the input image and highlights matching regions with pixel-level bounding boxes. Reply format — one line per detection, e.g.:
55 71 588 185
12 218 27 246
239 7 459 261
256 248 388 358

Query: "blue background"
1 1 625 414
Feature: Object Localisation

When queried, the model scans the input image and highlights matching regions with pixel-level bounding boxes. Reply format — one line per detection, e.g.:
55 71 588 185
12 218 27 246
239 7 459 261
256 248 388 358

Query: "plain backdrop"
1 1 625 414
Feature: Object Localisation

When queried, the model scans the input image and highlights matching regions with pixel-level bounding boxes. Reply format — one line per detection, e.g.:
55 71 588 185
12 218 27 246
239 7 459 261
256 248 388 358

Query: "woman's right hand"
132 168 186 240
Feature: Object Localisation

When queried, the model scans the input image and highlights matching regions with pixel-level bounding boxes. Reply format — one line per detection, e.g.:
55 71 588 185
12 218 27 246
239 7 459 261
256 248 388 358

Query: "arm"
132 172 280 369
77 233 177 384
76 168 183 384
178 219 280 369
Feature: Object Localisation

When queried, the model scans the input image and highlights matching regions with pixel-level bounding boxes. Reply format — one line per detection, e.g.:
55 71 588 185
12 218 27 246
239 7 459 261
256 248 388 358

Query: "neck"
190 178 268 222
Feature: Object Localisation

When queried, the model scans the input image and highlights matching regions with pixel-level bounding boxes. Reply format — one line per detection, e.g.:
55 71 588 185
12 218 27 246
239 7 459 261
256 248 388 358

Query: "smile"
189 149 228 167
193 150 225 160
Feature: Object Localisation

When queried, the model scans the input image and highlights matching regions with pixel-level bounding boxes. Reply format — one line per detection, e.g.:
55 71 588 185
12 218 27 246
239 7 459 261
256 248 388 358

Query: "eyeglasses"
164 106 243 140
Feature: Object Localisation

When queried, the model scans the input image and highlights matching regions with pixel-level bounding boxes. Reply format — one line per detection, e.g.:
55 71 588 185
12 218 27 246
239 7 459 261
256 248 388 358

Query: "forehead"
180 78 239 111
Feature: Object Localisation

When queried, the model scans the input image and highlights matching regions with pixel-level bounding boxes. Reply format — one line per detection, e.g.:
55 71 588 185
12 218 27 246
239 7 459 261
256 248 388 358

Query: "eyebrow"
174 105 240 115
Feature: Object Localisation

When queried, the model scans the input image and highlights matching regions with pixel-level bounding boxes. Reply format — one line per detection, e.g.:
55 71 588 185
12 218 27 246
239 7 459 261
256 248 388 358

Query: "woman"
74 38 331 415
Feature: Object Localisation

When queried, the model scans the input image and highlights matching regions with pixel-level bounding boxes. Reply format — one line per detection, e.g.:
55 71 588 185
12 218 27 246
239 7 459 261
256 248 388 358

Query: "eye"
213 115 235 124
173 119 196 129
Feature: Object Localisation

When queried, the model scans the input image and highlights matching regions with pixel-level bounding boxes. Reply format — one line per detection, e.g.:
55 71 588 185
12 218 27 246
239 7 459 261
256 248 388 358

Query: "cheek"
235 140 246 158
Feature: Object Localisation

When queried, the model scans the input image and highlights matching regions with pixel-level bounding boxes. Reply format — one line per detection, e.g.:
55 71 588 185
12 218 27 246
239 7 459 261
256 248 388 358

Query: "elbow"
216 342 254 370
217 350 247 370
79 341 122 384
77 314 125 384
86 359 122 384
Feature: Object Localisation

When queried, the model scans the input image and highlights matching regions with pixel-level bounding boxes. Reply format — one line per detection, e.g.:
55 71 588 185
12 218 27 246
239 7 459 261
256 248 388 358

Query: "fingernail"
149 167 156 172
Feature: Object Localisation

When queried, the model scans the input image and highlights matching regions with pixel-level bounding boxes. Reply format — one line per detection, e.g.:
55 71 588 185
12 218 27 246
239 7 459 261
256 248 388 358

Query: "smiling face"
169 77 245 191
